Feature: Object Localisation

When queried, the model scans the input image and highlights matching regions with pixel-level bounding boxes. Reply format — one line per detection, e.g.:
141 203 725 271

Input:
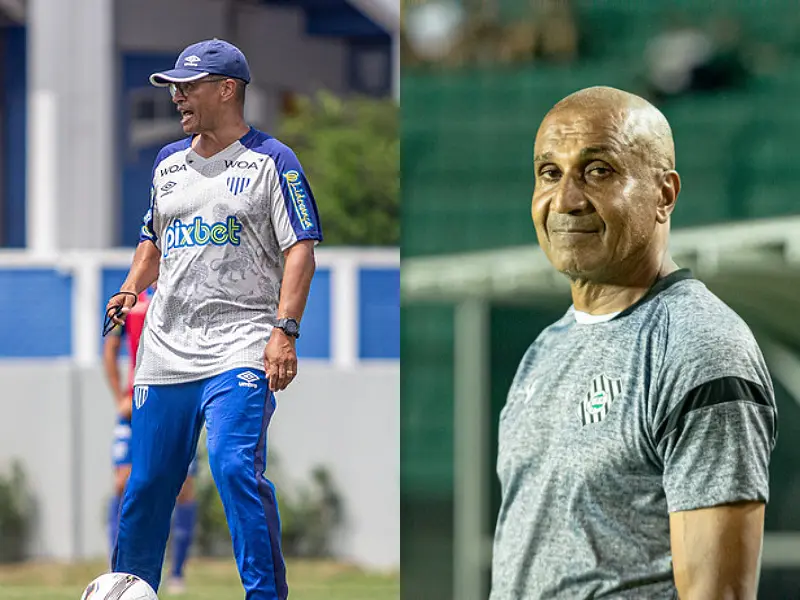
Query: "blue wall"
0 269 72 356
297 268 331 359
359 268 399 359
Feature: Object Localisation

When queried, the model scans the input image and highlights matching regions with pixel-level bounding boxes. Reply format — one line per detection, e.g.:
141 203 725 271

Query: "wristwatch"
275 317 300 339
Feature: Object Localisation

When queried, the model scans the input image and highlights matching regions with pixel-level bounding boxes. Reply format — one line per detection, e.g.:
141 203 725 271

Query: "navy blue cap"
150 39 251 86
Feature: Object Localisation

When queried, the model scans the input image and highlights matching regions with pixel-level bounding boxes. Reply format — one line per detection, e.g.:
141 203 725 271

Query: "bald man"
490 87 777 600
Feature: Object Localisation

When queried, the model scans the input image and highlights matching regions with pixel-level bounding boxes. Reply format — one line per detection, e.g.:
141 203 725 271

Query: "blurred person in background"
103 283 197 595
490 86 776 599
644 14 750 102
404 0 579 68
533 0 579 64
690 17 750 92
500 0 580 66
643 14 714 101
104 38 322 600
402 0 466 66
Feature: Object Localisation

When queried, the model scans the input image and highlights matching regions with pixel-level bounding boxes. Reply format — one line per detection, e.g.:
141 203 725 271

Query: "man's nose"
550 174 591 215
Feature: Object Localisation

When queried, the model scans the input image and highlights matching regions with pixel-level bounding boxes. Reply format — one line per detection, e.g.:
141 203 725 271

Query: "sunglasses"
102 291 139 337
168 76 229 98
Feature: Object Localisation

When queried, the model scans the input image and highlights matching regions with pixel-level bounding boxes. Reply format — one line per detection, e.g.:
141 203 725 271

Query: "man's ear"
221 79 237 103
656 170 680 224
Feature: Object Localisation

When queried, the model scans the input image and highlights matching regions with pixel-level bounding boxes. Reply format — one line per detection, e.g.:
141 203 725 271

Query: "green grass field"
0 558 399 599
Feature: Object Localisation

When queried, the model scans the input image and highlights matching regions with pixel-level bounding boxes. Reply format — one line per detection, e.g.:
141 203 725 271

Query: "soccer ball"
80 572 157 599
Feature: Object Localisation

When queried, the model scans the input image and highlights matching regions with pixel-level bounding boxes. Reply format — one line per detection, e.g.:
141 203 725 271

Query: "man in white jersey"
490 86 777 599
104 39 322 600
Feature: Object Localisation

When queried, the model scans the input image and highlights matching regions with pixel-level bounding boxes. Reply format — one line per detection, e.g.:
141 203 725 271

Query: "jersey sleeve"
267 145 323 251
139 188 158 248
139 153 163 249
654 312 777 513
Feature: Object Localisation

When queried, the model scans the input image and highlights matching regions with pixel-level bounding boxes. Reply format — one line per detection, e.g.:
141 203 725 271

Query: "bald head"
544 86 675 170
531 86 681 285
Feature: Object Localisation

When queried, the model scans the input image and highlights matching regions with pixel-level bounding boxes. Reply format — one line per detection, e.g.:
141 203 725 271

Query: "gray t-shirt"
491 270 777 600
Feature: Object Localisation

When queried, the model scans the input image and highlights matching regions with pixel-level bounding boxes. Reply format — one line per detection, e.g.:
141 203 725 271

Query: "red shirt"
123 290 151 393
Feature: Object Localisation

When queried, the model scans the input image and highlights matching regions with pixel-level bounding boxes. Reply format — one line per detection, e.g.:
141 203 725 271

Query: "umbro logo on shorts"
237 371 259 389
133 386 149 410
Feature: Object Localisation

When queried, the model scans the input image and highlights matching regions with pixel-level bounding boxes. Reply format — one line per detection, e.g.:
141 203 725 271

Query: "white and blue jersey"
135 127 322 384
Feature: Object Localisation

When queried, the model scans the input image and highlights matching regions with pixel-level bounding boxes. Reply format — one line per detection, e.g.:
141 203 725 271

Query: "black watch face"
282 319 299 335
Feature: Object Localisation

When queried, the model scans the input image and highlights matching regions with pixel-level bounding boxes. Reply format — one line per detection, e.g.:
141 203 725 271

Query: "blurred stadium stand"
0 0 399 573
402 1 800 599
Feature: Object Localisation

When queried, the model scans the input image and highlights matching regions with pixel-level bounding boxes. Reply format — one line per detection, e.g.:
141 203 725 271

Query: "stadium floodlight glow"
403 0 465 61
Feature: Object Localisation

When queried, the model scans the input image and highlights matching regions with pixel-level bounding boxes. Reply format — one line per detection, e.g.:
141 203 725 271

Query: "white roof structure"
402 215 800 306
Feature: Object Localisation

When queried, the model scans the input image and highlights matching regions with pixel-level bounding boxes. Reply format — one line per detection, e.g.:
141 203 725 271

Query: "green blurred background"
401 1 800 599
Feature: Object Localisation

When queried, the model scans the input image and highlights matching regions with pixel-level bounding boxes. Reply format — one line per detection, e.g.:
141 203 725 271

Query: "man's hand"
105 291 138 328
266 240 314 391
264 329 298 392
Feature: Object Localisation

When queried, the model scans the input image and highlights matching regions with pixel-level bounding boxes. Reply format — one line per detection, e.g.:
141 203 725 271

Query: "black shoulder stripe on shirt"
655 376 770 444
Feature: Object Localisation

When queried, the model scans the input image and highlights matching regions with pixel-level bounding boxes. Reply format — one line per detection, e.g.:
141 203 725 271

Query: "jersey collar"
188 126 257 163
615 268 695 319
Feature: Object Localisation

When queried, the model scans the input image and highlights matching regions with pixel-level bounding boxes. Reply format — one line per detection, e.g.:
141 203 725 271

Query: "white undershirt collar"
573 308 621 325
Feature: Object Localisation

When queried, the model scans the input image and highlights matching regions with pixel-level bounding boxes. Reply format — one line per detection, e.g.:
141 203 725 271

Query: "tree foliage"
0 460 34 563
277 91 399 246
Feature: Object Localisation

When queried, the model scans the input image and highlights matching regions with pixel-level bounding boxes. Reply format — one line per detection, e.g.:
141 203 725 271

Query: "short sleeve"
655 316 777 513
138 189 158 248
139 158 161 249
267 146 323 251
